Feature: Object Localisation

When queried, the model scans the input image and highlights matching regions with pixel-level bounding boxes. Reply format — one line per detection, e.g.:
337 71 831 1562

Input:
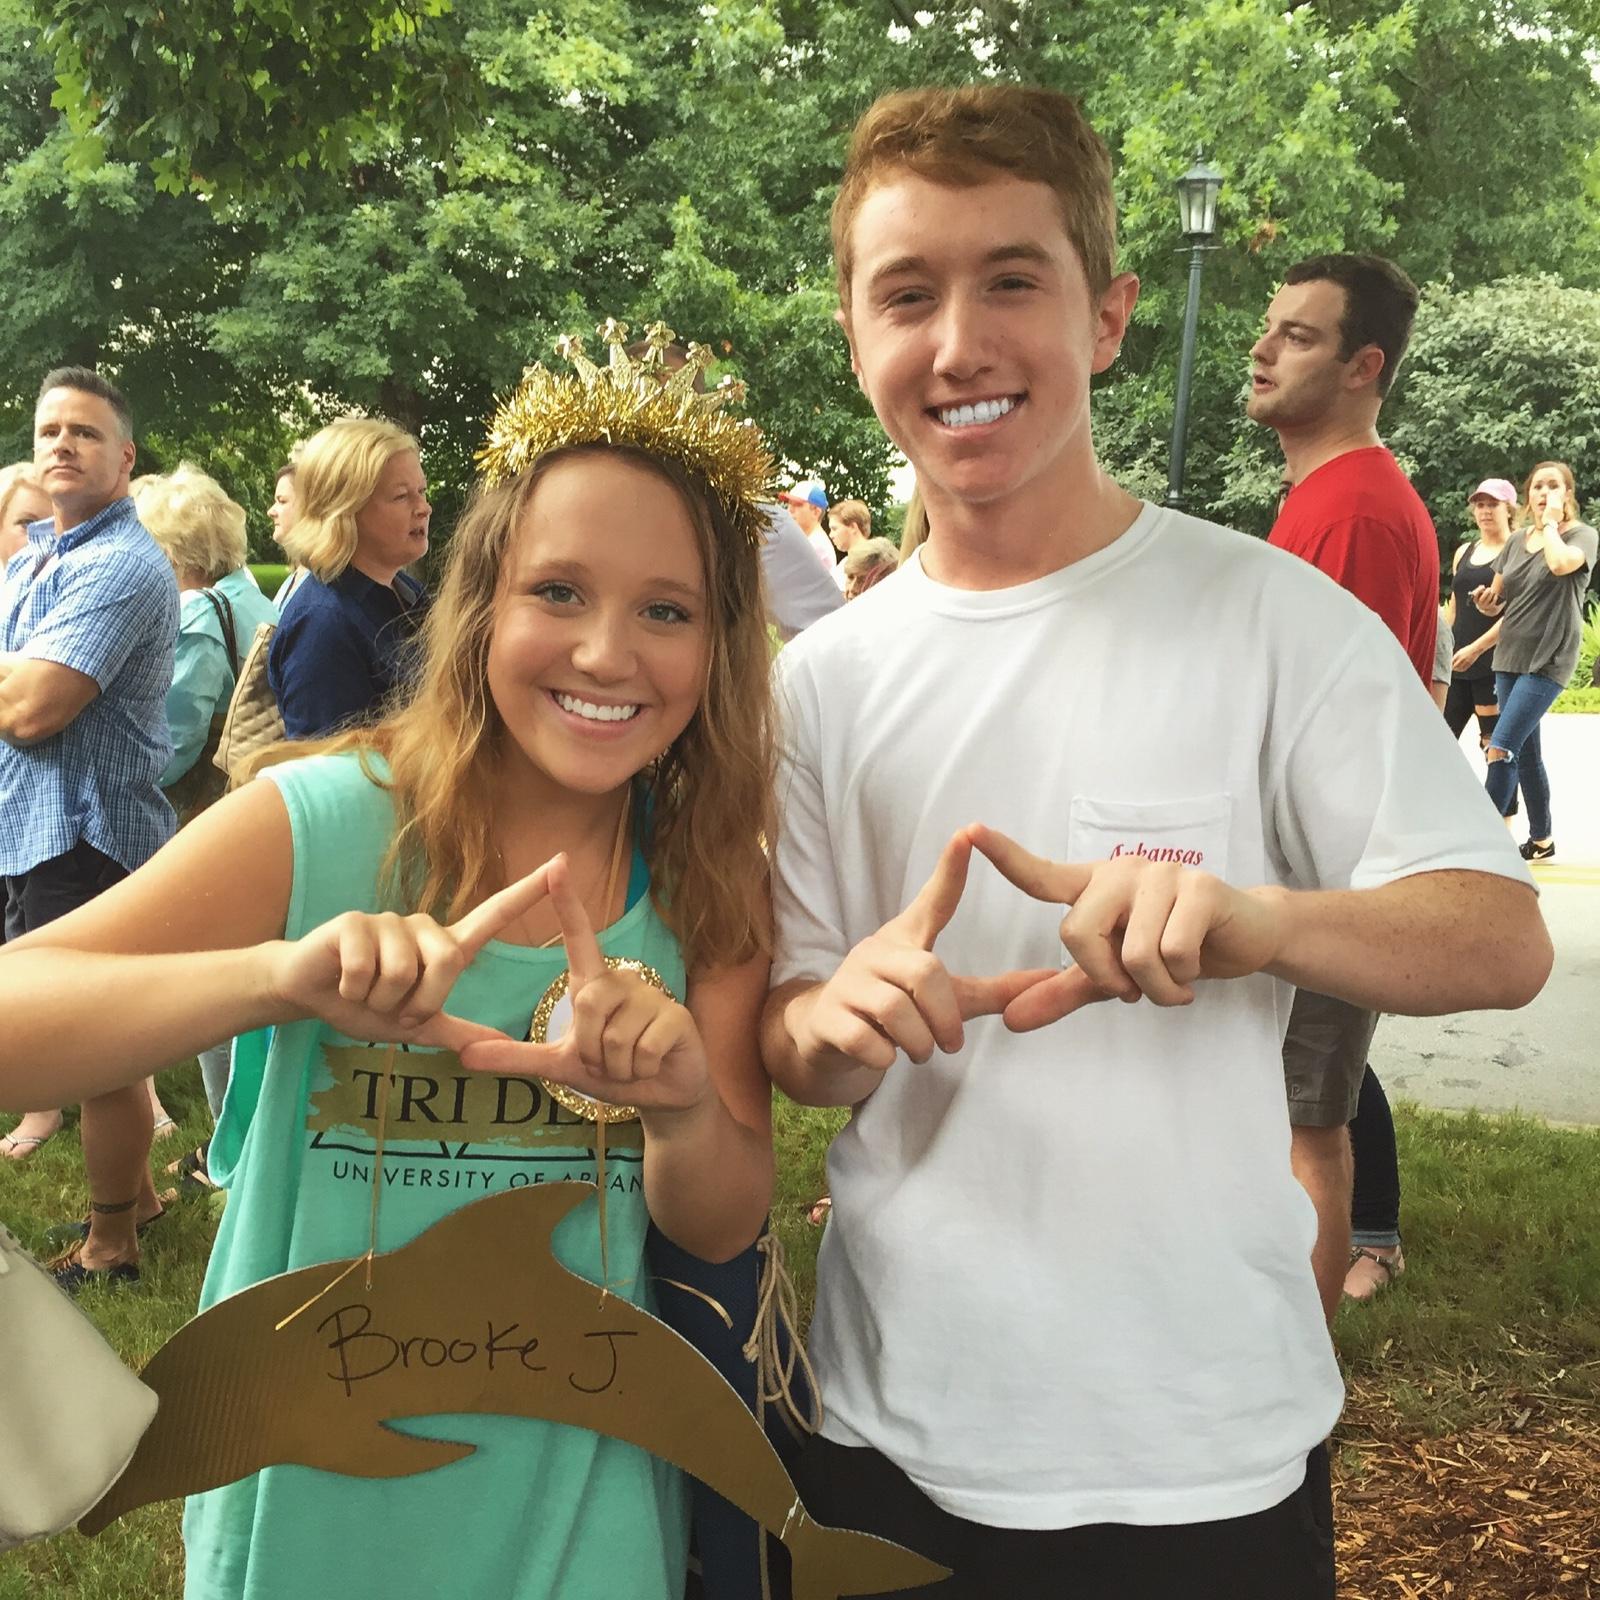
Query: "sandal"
166 1143 219 1197
807 1196 832 1226
51 1254 141 1294
1343 1244 1405 1302
45 1205 167 1250
0 1132 50 1159
151 1114 179 1140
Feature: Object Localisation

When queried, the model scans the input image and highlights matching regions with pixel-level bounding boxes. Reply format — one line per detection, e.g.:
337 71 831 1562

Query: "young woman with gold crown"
0 322 796 1598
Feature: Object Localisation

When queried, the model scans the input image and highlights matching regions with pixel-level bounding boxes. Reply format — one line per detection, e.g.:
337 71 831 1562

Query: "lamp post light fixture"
1164 154 1224 511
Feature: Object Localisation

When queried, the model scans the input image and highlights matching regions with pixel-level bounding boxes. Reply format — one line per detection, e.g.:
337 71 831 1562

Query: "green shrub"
1552 606 1600 711
1551 685 1600 713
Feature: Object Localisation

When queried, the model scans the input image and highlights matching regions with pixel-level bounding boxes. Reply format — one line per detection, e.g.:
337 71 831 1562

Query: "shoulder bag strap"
200 588 239 674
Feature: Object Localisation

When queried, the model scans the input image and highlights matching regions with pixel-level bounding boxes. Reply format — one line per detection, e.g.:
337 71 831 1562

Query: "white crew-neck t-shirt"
772 503 1531 1532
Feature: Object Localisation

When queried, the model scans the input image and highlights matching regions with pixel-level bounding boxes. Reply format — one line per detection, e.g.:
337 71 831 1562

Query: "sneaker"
1518 838 1555 861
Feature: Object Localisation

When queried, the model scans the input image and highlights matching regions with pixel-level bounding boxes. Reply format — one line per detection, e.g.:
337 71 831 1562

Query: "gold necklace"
493 789 632 951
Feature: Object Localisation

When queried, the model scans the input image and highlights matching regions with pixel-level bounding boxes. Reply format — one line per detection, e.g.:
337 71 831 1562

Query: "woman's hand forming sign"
459 857 714 1117
966 824 1286 1030
266 857 565 1054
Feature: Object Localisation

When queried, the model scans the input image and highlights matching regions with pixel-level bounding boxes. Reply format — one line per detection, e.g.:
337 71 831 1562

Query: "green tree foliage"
35 0 476 198
1385 275 1600 558
9 0 1600 547
0 1 308 547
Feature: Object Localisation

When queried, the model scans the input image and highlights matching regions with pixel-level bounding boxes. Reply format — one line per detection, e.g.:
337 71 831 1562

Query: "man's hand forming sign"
764 825 1290 1107
966 825 1286 1031
772 832 1056 1094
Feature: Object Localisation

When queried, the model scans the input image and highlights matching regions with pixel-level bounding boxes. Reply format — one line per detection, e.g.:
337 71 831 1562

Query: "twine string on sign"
276 1041 401 1331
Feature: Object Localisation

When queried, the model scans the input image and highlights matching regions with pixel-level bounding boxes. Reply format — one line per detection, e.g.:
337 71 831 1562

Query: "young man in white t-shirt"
759 86 1550 1599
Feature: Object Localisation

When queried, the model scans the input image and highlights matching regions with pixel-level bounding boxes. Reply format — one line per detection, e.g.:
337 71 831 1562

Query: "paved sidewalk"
1372 711 1598 1123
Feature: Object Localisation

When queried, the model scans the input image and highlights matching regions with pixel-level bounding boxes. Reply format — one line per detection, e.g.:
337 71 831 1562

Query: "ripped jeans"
1486 670 1562 839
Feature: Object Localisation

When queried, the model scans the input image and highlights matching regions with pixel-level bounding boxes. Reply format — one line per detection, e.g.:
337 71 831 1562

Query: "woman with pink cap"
1473 461 1598 861
1443 478 1517 745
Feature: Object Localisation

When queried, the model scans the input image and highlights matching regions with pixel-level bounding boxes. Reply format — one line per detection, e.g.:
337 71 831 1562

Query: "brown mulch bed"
1333 1379 1600 1597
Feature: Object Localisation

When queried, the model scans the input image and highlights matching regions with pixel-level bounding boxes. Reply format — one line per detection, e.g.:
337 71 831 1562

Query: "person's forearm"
0 670 40 745
1542 526 1586 576
0 666 88 745
1473 620 1502 659
641 1094 773 1262
0 945 290 1106
760 978 882 1108
1257 870 1550 1015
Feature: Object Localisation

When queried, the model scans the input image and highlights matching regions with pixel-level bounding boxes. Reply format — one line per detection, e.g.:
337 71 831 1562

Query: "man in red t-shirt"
1248 253 1437 1319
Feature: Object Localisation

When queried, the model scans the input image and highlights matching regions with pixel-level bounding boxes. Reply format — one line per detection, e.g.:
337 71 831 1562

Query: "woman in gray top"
1472 460 1598 860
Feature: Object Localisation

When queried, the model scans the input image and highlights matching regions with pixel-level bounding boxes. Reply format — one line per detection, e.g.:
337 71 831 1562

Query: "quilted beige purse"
0 1222 159 1547
212 620 283 782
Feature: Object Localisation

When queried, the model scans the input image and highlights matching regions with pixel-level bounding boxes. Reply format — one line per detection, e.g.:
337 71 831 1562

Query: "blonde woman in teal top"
0 338 780 1598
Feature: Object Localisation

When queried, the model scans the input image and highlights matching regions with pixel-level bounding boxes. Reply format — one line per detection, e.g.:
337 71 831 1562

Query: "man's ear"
121 438 136 478
1090 272 1139 376
834 304 867 394
1345 344 1386 394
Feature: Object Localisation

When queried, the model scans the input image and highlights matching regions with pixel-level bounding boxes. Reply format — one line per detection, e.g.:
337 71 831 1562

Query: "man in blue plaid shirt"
0 367 178 1288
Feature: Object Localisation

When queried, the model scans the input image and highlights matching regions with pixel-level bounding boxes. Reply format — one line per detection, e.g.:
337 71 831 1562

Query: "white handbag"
0 1222 159 1549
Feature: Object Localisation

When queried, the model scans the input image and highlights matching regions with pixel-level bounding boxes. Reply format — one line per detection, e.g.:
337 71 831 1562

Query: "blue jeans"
1487 671 1562 839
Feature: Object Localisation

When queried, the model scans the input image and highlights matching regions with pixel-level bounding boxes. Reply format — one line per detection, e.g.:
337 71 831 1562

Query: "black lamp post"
1164 154 1224 511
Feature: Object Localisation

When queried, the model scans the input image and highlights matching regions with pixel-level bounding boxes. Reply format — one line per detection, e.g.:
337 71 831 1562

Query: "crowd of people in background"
2 367 1593 1237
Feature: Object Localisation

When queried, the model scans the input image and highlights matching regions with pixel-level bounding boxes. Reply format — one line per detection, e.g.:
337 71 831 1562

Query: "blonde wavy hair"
133 463 249 583
295 443 774 972
283 417 418 582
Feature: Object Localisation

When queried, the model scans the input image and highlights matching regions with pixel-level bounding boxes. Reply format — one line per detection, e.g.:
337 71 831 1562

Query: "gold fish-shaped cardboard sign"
80 1183 948 1599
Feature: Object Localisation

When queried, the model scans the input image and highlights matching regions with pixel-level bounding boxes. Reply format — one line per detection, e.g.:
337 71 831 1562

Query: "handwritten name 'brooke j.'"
317 1302 639 1398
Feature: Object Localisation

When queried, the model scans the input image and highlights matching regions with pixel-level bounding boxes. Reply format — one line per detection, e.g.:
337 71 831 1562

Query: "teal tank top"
185 752 690 1600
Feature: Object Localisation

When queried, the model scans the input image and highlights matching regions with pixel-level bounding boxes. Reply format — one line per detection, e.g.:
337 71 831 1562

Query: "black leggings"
1349 1066 1400 1247
1443 676 1498 744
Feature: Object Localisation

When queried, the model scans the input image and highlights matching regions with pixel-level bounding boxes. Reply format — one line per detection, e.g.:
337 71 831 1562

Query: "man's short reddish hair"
831 85 1117 313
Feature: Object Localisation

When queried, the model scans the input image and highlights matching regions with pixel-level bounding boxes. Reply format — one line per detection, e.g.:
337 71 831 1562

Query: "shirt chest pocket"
1067 794 1234 882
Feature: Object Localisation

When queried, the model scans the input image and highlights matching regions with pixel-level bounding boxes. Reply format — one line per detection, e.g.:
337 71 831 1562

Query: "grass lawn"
3 1080 1597 1597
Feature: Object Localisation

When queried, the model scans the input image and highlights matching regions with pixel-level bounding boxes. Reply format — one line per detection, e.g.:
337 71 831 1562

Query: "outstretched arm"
0 778 552 1108
966 829 1550 1030
0 780 296 1102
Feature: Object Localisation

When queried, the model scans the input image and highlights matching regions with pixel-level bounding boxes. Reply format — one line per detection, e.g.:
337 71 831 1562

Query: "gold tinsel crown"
476 319 776 547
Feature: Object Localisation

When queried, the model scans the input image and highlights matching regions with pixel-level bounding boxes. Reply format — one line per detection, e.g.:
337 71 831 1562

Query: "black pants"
1442 680 1514 815
647 1223 811 1600
783 1436 1335 1599
1349 1065 1401 1245
2 838 126 941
